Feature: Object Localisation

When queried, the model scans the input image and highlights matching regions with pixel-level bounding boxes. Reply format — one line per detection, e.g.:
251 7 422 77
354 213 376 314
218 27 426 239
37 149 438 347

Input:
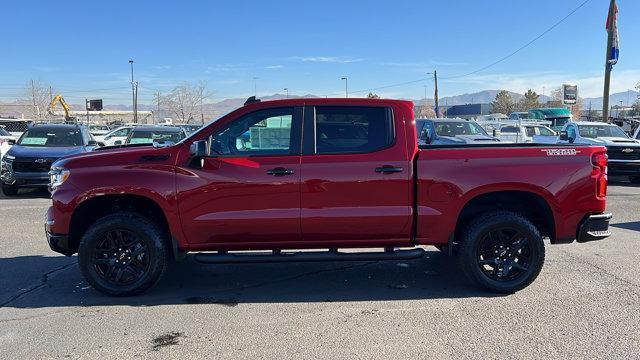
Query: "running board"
193 248 426 264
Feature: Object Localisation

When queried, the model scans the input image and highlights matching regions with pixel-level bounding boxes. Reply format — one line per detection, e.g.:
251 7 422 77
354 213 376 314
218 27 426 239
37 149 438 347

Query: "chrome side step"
193 248 425 264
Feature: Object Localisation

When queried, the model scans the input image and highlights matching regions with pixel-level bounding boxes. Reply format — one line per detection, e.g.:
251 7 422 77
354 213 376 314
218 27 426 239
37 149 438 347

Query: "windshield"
434 121 487 136
17 128 83 147
128 130 185 144
90 125 110 131
578 125 628 139
550 118 570 129
525 126 556 136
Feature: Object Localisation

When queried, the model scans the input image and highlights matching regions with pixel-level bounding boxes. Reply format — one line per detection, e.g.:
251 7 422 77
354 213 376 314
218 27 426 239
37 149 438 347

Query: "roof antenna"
244 96 261 106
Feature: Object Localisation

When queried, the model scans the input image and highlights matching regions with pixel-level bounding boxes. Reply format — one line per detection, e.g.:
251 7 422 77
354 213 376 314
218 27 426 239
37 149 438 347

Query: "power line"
320 0 593 96
322 77 434 97
441 0 593 79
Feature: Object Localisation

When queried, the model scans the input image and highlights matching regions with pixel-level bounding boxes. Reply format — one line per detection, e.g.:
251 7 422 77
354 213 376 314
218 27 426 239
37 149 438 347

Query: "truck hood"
580 137 640 146
436 135 499 144
8 145 87 159
52 143 176 169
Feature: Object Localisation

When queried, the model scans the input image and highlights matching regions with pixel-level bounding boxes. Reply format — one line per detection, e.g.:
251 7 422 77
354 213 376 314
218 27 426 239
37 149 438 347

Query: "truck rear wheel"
78 213 168 296
1 183 18 196
458 211 545 293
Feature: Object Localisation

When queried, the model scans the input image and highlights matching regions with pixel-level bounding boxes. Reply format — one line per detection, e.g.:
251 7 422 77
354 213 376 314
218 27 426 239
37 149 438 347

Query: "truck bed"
414 143 607 245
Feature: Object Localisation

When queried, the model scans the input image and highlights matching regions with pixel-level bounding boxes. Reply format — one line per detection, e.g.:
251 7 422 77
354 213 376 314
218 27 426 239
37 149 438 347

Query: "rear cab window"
313 106 394 154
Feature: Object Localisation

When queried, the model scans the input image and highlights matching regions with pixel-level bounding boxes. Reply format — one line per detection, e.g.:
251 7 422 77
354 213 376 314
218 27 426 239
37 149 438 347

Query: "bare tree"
158 82 212 124
23 80 53 120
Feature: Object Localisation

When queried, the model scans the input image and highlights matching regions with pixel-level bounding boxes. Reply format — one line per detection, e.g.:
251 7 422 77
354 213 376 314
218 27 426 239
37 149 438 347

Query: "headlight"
49 167 70 190
3 154 14 161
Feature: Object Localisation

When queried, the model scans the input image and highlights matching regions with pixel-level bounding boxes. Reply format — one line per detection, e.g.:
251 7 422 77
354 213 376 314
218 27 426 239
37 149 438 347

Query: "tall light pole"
129 60 138 123
341 77 348 98
253 77 258 97
284 88 289 99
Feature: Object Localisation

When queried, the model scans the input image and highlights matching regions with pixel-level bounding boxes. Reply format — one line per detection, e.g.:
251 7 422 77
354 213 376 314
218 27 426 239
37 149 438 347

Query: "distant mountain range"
583 90 639 109
2 89 637 120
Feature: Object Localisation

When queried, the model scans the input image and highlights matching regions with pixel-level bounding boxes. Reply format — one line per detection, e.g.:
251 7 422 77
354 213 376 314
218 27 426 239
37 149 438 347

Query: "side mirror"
114 140 123 145
559 131 570 141
189 140 209 169
87 140 98 146
492 129 497 137
8 139 15 145
190 140 209 157
97 142 106 147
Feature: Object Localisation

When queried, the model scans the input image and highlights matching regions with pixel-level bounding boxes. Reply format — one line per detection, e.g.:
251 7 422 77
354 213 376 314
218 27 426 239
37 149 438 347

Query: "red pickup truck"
45 98 612 296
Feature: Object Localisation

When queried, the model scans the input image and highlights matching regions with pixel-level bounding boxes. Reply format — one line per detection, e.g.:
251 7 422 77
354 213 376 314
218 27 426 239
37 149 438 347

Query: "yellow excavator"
48 94 77 122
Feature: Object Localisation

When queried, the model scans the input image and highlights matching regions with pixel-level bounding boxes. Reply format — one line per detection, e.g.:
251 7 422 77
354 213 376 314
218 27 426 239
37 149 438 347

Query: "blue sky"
1 0 639 104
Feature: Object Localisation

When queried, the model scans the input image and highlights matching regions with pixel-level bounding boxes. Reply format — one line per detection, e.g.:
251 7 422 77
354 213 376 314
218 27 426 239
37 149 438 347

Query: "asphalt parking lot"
1 179 639 359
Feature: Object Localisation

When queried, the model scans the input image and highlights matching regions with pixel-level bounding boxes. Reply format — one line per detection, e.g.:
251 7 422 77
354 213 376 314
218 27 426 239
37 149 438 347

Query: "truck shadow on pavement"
611 221 640 232
1 251 501 309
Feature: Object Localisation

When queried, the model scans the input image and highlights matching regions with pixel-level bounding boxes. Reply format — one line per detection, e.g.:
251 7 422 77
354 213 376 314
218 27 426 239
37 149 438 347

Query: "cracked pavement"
1 179 639 359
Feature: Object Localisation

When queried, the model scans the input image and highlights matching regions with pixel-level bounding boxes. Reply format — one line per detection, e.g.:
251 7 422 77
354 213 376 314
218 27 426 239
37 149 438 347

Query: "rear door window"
314 106 393 154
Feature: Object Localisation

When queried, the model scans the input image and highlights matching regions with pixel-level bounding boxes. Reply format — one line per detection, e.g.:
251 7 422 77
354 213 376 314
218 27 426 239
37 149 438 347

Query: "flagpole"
602 0 616 123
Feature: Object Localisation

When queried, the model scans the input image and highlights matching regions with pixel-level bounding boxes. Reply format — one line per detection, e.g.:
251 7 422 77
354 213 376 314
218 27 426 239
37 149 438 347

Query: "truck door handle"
375 166 404 174
267 167 295 176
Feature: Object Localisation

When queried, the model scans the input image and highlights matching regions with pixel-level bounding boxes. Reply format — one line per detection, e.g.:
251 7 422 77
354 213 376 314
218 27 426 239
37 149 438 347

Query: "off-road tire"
457 211 545 293
78 212 168 296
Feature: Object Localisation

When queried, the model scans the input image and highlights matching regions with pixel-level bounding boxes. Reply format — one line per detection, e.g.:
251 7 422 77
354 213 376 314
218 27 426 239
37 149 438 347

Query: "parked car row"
0 123 191 195
558 121 640 184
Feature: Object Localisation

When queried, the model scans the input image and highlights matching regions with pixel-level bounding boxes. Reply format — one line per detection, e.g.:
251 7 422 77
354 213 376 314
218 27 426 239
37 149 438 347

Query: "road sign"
563 84 578 105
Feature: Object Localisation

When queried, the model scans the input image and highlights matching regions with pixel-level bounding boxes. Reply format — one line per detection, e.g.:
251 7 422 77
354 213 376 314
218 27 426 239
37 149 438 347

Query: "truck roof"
241 97 414 109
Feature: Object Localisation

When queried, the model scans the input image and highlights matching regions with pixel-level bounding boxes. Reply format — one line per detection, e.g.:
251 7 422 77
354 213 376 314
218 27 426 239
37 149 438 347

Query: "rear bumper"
576 213 612 243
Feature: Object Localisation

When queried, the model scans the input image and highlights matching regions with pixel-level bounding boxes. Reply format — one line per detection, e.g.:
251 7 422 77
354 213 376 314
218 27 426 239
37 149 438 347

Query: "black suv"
1 124 98 195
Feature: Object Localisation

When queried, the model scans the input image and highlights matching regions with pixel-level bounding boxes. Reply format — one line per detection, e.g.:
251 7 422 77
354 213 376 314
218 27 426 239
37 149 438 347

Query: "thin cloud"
290 56 363 64
265 65 284 69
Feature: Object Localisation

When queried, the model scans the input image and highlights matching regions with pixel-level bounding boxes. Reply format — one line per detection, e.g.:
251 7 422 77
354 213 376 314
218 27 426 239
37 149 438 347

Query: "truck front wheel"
458 211 545 293
78 213 168 296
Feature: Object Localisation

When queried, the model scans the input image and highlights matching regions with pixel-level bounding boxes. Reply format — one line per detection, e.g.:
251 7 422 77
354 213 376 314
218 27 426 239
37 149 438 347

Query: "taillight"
591 151 608 198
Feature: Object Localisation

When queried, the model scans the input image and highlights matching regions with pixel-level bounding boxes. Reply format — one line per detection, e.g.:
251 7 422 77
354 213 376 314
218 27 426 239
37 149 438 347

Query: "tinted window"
0 128 10 136
578 124 628 139
128 129 185 144
537 126 555 136
17 128 83 147
112 128 131 137
501 126 519 133
315 106 393 154
211 107 294 156
434 121 487 136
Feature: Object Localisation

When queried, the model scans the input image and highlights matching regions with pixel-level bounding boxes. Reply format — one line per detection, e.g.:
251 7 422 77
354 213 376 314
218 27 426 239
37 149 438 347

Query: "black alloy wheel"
91 229 150 286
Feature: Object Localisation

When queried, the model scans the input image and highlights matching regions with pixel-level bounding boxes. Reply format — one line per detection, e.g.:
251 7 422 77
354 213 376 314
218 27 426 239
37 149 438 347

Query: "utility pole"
129 60 138 123
284 88 289 99
341 77 348 98
432 70 440 117
155 91 161 125
602 0 617 123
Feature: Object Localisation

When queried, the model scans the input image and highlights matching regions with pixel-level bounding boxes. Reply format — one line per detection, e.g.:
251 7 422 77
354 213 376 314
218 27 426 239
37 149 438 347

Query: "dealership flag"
606 2 619 66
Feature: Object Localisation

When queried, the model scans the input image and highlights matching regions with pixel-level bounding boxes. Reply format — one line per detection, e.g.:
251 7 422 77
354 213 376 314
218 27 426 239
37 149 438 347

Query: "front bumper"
608 160 640 176
46 230 74 256
576 213 612 243
1 171 50 187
